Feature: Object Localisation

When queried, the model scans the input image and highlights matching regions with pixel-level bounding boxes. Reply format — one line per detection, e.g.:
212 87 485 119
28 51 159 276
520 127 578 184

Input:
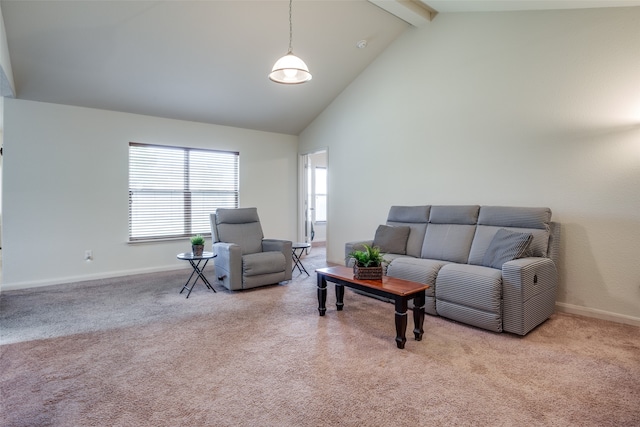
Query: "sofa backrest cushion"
421 206 480 263
386 205 430 258
468 206 552 265
428 205 480 225
387 205 431 223
477 206 551 230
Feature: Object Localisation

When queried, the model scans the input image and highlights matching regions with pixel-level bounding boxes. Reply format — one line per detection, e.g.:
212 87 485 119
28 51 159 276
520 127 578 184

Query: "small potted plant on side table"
190 234 205 257
348 244 385 280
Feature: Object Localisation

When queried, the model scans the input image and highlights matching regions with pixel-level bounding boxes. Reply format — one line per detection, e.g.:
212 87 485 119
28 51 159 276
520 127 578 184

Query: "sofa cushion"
386 257 449 298
469 207 551 262
435 264 503 332
373 225 410 255
386 223 426 258
468 225 550 264
387 205 430 223
421 224 476 263
429 205 479 224
481 228 533 269
436 264 503 310
387 257 449 315
477 206 551 230
386 206 430 258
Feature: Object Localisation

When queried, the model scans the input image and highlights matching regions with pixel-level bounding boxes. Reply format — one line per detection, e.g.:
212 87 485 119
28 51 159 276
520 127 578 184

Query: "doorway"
299 150 327 252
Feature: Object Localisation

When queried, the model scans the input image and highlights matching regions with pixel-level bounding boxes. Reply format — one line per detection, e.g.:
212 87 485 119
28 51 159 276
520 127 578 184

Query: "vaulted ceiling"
2 0 638 135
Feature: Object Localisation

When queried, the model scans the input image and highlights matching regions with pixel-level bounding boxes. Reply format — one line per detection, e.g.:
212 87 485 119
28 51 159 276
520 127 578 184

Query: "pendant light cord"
288 0 293 53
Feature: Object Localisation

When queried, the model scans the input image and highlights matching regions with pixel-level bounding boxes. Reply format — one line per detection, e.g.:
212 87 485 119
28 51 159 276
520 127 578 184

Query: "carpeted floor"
1 247 639 426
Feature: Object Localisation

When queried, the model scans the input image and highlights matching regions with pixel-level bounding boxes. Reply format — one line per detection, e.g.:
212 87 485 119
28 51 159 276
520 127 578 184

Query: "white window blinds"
129 142 239 241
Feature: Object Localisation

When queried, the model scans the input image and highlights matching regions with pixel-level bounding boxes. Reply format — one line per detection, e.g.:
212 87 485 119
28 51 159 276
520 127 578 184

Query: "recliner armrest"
212 242 243 290
502 257 558 335
213 242 241 260
262 239 293 280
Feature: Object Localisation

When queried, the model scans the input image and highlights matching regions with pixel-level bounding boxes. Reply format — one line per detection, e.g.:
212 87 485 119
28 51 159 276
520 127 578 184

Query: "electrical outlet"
84 250 93 261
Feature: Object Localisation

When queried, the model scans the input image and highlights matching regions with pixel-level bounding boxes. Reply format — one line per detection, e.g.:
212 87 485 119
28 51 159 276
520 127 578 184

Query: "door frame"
298 149 328 250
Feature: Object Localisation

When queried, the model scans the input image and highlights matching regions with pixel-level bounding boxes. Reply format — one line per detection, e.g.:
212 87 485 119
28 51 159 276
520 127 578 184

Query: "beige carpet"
1 248 639 426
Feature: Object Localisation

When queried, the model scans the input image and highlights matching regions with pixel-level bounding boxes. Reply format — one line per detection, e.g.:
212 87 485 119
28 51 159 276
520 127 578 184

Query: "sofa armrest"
502 257 558 335
213 242 243 290
262 239 293 280
345 240 373 266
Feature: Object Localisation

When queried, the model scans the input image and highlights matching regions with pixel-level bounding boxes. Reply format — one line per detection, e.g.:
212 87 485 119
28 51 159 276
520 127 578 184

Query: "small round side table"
176 251 217 298
292 242 311 276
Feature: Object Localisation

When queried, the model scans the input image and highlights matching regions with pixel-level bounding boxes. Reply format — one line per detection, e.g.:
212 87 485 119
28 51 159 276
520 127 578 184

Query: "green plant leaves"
190 234 205 245
348 244 384 267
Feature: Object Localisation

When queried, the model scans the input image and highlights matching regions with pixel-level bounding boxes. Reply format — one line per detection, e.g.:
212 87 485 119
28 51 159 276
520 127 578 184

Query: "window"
128 142 239 241
314 166 327 222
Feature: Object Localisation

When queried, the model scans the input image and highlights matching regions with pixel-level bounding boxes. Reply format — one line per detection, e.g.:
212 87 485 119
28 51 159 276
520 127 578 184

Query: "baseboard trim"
555 302 640 327
0 265 190 292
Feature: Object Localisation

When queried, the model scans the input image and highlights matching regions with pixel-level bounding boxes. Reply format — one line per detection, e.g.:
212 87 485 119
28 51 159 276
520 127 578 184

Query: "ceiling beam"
368 0 437 27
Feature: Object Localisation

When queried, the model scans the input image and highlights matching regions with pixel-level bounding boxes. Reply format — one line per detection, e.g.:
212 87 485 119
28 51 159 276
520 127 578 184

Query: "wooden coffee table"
316 266 430 349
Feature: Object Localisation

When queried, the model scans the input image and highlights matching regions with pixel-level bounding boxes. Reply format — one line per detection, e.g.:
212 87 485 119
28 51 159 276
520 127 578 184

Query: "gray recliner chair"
210 207 293 290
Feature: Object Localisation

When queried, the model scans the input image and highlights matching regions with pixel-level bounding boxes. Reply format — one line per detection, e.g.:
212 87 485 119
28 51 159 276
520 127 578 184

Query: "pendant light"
269 0 312 84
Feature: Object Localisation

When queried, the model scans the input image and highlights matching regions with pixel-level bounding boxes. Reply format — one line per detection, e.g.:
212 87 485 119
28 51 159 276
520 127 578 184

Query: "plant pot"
353 265 383 280
192 244 204 257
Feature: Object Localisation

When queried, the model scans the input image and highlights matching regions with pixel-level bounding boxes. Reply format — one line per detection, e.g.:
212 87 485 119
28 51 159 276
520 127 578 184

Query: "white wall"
2 99 298 289
300 8 640 323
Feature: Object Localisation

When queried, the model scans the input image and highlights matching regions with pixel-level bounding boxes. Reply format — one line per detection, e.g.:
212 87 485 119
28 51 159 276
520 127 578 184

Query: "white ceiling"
2 0 639 135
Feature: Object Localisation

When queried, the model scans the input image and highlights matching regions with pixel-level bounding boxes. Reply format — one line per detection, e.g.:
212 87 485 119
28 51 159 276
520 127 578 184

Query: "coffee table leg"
335 284 344 311
394 298 408 349
317 274 327 316
413 291 426 341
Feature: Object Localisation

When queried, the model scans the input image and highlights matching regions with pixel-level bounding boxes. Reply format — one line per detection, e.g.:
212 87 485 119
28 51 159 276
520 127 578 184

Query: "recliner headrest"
216 207 260 224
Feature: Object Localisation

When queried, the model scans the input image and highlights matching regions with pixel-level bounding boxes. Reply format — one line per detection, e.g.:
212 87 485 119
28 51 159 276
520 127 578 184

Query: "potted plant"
348 244 385 280
190 234 205 257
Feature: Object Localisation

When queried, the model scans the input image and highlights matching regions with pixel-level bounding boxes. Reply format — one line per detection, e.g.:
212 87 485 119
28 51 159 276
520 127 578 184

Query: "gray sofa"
345 205 560 336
